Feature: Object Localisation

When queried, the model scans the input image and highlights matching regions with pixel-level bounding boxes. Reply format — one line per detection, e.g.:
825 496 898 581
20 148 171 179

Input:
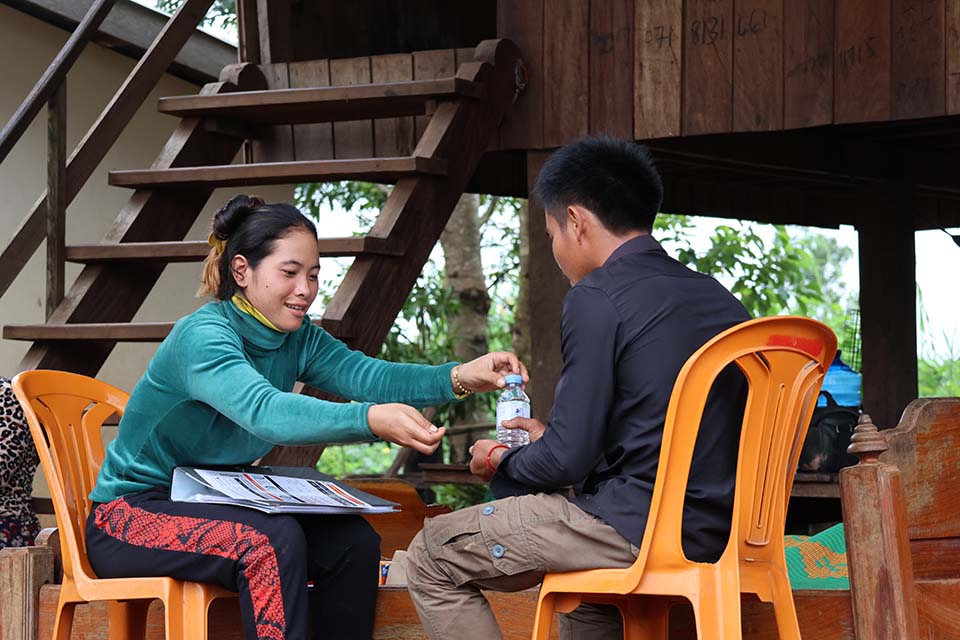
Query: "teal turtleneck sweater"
90 300 458 503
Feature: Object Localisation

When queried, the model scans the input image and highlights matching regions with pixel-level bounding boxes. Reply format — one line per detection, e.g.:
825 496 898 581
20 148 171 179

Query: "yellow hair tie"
207 232 227 252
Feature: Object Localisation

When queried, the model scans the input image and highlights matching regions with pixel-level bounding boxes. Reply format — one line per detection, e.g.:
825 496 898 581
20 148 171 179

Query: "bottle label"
496 401 530 427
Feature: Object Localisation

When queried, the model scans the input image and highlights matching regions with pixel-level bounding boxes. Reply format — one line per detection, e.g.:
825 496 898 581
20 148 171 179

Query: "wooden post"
236 0 260 64
858 190 917 428
524 151 568 418
45 82 67 320
256 0 293 64
839 414 920 639
0 547 55 640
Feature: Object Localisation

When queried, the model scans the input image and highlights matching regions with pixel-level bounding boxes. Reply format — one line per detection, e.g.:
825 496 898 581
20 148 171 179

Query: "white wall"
0 5 292 389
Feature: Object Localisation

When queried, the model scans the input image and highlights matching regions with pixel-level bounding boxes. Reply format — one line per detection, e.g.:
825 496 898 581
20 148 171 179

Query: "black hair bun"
212 194 265 240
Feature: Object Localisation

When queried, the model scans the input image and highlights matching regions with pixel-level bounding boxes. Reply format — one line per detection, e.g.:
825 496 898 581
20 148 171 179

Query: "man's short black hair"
532 136 663 233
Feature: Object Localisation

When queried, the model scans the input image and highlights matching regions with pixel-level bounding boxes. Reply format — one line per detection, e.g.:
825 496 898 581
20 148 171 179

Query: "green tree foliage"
155 0 237 27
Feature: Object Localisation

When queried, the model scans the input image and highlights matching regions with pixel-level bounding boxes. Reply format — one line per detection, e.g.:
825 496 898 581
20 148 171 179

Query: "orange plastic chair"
531 316 837 640
12 369 236 640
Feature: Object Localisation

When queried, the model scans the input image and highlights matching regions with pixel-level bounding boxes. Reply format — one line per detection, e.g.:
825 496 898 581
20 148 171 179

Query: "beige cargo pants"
406 492 639 640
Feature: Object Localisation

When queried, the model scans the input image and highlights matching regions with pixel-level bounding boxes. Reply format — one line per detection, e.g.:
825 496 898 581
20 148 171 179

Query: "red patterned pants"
86 489 380 640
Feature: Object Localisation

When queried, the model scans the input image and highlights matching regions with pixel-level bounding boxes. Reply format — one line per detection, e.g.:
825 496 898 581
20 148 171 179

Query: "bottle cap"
505 374 523 385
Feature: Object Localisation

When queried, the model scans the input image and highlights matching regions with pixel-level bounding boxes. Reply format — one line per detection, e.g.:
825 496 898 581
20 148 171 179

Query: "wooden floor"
35 584 856 639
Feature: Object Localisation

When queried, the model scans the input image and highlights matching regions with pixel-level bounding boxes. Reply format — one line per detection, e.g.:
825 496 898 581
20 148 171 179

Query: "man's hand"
468 438 506 482
454 352 529 394
367 404 446 455
500 417 546 442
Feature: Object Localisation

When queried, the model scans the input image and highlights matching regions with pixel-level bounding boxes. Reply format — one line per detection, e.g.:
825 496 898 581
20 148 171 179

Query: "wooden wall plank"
891 0 945 119
733 0 783 131
288 60 333 161
784 0 834 129
251 63 293 162
330 56 374 159
589 0 634 137
835 0 891 123
543 0 590 146
635 0 683 139
413 49 457 141
371 54 415 157
497 0 544 149
949 0 960 113
682 0 734 135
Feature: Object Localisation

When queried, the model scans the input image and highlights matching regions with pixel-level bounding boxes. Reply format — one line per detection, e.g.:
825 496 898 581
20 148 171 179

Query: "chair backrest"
11 370 128 583
626 317 836 584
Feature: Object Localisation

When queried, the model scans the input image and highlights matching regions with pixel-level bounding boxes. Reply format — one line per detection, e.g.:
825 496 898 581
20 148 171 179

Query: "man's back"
493 234 750 562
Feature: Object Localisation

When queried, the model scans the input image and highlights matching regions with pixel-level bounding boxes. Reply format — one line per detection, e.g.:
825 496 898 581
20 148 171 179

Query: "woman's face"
232 227 320 332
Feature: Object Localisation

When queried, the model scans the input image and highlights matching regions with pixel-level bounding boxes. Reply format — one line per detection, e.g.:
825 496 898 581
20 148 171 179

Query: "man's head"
532 137 664 284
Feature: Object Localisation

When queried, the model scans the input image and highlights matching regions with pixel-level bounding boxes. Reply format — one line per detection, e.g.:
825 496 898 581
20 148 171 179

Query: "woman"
86 195 526 640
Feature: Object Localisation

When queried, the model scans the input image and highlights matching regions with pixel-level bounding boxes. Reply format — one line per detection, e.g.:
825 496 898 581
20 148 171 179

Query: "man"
406 137 750 639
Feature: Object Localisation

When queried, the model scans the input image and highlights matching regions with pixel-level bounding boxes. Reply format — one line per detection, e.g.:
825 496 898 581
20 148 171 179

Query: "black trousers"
85 490 380 640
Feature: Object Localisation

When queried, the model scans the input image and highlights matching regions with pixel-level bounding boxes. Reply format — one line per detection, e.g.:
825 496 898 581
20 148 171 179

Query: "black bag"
798 391 860 474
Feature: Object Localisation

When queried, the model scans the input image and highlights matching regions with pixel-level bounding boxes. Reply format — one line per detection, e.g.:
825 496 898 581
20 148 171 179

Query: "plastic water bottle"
496 374 530 447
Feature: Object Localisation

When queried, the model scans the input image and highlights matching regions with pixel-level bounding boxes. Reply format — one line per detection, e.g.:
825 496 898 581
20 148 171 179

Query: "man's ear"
231 254 250 288
567 205 589 242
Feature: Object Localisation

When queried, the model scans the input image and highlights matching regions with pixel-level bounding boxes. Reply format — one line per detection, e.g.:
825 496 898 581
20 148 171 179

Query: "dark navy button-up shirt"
491 234 750 562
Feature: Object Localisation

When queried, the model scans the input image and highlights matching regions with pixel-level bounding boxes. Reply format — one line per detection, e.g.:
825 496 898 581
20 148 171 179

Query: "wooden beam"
46 82 67 320
319 40 523 353
858 191 918 428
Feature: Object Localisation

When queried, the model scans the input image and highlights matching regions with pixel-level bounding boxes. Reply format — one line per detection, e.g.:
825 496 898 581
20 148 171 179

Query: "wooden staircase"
3 39 523 381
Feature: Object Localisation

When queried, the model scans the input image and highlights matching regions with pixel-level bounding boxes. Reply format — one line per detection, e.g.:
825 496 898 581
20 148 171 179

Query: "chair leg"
531 592 557 640
692 585 742 640
182 585 211 640
162 590 186 640
622 597 671 640
108 600 150 640
770 575 801 640
52 600 77 640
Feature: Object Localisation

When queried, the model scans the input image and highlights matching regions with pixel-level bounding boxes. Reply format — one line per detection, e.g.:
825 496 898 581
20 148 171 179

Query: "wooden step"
108 156 446 189
157 78 486 124
4 318 342 342
3 322 174 342
65 237 401 263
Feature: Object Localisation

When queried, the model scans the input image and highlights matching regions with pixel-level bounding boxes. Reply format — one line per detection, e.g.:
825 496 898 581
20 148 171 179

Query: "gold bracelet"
452 365 473 399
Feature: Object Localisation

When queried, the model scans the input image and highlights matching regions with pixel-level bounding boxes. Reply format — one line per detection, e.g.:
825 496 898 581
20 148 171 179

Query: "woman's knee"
348 519 381 566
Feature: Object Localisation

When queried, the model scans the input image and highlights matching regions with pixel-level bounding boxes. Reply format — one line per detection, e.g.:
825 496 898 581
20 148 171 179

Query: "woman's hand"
454 352 528 394
367 404 446 455
500 417 546 442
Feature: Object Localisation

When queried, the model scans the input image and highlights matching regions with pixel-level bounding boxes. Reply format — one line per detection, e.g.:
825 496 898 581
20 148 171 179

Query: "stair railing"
0 0 217 317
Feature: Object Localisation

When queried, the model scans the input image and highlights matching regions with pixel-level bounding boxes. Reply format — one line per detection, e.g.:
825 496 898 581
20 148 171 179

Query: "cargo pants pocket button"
491 544 505 558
